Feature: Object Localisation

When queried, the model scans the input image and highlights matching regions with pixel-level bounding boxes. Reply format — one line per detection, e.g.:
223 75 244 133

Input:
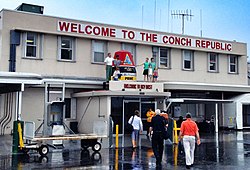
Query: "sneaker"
186 165 191 169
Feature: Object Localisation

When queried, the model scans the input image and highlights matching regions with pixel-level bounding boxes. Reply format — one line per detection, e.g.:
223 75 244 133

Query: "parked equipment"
21 121 104 156
14 82 106 156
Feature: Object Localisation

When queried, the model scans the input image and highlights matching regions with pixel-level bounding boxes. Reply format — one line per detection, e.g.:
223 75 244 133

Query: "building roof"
0 71 42 84
0 72 43 93
164 81 250 93
72 90 171 98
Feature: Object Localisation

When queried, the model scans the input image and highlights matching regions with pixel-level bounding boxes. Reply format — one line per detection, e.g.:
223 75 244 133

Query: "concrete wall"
224 103 236 128
76 96 109 148
0 93 16 135
232 94 250 129
0 9 247 85
0 87 76 135
223 94 250 130
76 96 109 134
21 88 44 129
158 50 248 85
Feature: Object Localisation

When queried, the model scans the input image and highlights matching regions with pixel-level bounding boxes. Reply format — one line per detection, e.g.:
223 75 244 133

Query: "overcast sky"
1 0 249 59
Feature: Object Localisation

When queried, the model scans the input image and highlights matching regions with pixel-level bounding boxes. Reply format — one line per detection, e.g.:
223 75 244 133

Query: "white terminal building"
0 4 249 147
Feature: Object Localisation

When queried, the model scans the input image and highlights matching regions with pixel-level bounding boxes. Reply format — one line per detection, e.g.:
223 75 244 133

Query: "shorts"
132 130 140 141
153 75 158 78
143 69 148 75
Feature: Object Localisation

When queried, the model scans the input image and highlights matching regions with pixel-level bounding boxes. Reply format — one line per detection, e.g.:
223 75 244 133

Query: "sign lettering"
58 21 232 52
124 84 152 89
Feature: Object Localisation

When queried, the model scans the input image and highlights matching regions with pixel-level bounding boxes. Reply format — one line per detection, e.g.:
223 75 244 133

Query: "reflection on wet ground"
1 131 250 169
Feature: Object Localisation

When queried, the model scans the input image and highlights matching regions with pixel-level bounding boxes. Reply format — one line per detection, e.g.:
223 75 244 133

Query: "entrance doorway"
123 100 140 134
111 97 158 147
123 100 140 147
141 102 156 135
122 100 157 147
243 105 250 127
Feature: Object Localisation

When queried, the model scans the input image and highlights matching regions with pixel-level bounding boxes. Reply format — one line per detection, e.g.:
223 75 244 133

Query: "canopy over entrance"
0 72 43 94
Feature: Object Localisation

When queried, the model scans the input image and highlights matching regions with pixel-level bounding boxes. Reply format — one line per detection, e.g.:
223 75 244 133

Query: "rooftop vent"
16 3 44 14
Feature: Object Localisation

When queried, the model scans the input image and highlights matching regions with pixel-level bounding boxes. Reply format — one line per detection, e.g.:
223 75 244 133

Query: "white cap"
155 109 161 115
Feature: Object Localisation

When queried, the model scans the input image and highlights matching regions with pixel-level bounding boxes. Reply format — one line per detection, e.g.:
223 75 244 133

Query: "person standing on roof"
149 58 156 72
153 67 158 82
148 64 153 82
137 57 150 81
112 67 121 81
104 53 114 82
112 54 122 74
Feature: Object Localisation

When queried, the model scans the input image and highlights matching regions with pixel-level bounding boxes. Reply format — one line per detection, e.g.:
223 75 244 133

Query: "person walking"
146 108 155 138
104 52 114 81
149 109 167 167
178 113 201 169
128 110 143 150
160 111 173 144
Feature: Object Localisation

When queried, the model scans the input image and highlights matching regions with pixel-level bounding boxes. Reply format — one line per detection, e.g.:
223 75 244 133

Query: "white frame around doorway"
122 99 157 148
122 99 140 148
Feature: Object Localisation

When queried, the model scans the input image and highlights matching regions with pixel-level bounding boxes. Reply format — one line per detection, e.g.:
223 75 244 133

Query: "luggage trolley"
22 121 105 156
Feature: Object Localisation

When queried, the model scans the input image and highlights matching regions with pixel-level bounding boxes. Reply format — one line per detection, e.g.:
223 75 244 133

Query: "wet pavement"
1 131 250 169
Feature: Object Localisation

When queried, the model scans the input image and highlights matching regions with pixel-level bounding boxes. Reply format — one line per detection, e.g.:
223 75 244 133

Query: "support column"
12 83 24 154
215 103 218 133
17 83 24 120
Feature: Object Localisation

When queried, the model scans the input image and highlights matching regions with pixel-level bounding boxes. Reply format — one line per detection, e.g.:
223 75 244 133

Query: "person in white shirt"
148 65 153 82
104 53 114 81
128 110 143 150
113 67 121 81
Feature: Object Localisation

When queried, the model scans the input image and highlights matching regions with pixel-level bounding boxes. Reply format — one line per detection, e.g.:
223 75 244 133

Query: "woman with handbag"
128 110 143 150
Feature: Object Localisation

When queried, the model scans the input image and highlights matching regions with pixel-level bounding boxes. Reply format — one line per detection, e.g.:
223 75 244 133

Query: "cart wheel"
39 145 49 156
39 156 48 163
91 152 102 161
92 142 101 152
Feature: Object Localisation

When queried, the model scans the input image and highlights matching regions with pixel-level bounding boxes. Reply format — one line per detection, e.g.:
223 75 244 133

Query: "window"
182 50 194 70
26 32 37 57
58 36 75 61
152 47 170 68
208 53 218 72
122 43 136 62
228 55 238 73
159 47 170 68
23 32 43 59
92 40 107 63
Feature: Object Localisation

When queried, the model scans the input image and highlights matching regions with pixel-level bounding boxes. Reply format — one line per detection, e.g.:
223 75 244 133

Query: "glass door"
122 100 140 147
141 102 156 135
243 105 250 127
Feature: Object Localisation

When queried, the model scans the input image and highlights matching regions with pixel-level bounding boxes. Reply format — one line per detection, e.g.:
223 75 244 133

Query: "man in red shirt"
178 113 201 169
